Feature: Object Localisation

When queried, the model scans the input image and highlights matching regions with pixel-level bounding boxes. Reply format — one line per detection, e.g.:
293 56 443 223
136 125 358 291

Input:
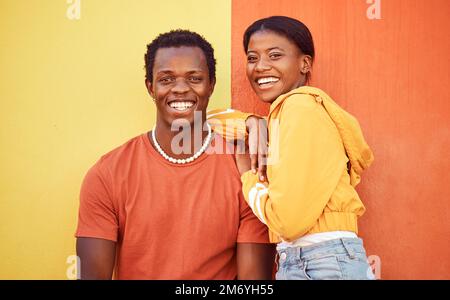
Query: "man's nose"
172 78 190 93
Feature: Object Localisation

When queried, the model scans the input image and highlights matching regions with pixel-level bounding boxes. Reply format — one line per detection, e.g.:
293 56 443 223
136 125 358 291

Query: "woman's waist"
277 231 358 250
269 211 360 243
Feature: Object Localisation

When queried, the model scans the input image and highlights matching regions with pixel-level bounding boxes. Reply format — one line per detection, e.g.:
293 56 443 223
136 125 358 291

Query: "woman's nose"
255 57 272 72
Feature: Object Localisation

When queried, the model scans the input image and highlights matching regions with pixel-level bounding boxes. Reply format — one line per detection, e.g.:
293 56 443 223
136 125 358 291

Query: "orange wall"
232 0 450 279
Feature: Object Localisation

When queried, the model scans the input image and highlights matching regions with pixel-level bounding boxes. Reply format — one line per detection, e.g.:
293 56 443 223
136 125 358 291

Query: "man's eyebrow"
156 70 174 75
185 69 205 74
156 69 205 75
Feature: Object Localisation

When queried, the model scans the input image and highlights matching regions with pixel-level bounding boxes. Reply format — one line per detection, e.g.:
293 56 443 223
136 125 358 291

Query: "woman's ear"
299 55 313 75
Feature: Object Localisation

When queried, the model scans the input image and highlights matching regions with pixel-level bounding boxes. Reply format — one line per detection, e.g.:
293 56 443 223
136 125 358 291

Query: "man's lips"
167 100 197 112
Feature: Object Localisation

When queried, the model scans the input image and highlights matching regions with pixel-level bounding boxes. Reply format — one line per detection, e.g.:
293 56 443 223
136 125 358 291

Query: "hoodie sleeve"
207 108 255 141
241 95 348 242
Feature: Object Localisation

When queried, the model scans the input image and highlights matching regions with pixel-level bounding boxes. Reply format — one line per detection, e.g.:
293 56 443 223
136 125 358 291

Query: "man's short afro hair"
144 29 216 83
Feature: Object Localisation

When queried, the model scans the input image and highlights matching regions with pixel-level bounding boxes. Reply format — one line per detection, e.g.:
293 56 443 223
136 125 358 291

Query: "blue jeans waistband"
277 237 366 262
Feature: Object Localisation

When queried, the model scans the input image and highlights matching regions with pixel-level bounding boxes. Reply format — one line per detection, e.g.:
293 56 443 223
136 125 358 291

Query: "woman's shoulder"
279 86 327 108
279 92 319 117
277 87 337 129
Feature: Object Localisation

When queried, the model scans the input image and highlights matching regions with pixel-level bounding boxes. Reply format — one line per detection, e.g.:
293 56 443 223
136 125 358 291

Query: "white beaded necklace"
151 123 212 164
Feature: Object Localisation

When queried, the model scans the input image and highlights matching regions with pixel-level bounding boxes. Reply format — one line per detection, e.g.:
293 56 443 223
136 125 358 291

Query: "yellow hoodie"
208 86 374 243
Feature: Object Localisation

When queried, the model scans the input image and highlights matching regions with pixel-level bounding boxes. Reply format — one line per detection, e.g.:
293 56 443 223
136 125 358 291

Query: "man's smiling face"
147 46 215 127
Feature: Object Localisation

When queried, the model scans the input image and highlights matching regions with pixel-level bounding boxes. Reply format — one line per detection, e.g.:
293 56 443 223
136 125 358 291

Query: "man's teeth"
169 101 195 110
257 77 279 85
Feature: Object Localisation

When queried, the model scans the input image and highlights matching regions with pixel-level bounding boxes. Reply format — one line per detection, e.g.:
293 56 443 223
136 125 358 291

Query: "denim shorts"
275 238 375 280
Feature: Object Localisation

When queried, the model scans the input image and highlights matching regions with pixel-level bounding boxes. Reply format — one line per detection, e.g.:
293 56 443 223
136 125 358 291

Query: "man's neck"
152 118 210 159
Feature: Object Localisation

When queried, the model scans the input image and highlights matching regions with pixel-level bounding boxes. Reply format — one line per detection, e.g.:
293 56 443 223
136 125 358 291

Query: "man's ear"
145 79 155 99
299 55 313 75
208 78 216 98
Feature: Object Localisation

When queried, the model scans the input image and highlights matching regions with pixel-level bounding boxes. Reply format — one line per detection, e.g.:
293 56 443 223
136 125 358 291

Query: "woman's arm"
207 108 268 181
239 95 347 241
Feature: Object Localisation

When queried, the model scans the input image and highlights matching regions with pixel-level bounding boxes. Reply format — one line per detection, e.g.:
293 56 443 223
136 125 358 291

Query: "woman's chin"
257 92 278 104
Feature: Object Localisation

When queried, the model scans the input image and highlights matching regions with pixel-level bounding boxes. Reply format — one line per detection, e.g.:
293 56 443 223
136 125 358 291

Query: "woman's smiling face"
246 30 310 103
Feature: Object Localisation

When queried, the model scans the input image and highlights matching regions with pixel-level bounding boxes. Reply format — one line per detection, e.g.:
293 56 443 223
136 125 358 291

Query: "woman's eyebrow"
247 47 284 54
267 47 284 51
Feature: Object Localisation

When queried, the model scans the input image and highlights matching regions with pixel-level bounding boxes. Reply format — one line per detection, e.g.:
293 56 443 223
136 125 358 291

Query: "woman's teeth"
169 101 195 111
257 77 279 86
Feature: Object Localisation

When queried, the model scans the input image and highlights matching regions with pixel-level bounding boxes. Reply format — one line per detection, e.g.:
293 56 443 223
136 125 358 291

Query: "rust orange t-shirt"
75 132 269 279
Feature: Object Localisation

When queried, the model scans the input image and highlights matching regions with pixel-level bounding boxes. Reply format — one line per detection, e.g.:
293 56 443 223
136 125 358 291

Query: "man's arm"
76 237 116 280
236 243 275 280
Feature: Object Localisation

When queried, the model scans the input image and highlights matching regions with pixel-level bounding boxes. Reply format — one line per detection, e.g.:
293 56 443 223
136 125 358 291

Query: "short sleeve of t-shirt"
236 191 270 244
75 160 118 242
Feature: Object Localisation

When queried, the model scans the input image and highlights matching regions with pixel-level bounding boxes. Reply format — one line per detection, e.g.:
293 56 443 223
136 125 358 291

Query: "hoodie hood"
269 86 374 186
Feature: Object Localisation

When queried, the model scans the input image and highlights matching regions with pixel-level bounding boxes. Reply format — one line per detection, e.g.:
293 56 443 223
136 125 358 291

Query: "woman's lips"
255 76 280 90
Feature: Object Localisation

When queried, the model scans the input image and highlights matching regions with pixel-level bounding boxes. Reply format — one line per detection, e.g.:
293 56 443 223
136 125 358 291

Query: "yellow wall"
0 0 231 279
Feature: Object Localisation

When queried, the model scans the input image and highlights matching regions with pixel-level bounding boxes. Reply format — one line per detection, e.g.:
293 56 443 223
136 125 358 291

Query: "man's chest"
112 162 243 244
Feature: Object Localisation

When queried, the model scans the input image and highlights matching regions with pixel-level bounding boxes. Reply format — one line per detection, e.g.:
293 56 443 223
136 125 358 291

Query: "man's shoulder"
205 133 241 177
94 133 147 171
207 133 238 159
